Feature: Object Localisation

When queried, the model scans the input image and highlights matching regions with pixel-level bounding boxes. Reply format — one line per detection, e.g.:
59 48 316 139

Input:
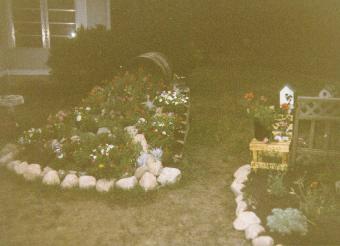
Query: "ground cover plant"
15 71 189 180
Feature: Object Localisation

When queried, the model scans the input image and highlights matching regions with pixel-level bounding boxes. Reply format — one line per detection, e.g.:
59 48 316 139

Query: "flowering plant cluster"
17 71 189 178
243 92 293 142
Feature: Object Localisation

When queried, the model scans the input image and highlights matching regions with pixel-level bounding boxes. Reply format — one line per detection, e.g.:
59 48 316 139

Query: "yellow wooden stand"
249 139 290 171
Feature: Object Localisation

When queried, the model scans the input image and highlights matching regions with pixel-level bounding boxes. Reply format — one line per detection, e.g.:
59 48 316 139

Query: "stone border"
0 140 182 193
230 164 275 246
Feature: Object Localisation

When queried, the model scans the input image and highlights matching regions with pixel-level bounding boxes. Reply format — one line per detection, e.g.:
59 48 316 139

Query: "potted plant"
243 92 276 141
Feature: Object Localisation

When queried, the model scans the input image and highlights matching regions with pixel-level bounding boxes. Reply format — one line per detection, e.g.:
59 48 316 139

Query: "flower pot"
254 119 272 141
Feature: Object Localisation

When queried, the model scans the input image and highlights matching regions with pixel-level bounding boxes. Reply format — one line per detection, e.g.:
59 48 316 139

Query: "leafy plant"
290 177 336 222
267 172 288 198
267 208 308 236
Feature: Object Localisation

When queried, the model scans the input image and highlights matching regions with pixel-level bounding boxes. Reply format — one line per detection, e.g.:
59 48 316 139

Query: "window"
48 0 76 46
12 0 42 47
10 0 76 48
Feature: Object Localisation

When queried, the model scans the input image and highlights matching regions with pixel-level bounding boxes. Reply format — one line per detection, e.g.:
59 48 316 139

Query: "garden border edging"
231 164 275 246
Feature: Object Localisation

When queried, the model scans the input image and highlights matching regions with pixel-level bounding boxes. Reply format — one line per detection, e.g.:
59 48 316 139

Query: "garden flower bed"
0 71 190 192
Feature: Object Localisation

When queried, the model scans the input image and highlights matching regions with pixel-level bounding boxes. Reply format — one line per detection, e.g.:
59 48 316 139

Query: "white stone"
41 166 53 177
42 170 60 186
133 134 148 152
23 164 42 181
79 176 96 189
61 174 79 189
6 160 21 171
146 156 163 176
14 161 28 175
252 236 274 246
0 152 16 166
233 211 261 231
245 224 265 240
157 167 181 185
235 194 244 203
134 165 149 180
233 164 251 181
139 172 158 191
0 143 19 156
97 127 111 135
96 179 115 192
231 180 245 196
125 125 138 137
115 176 137 190
236 200 248 216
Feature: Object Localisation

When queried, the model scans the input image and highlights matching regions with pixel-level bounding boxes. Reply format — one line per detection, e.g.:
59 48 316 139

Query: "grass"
0 63 329 245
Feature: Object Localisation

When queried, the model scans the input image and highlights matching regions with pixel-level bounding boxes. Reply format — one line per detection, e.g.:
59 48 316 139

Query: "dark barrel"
131 52 173 82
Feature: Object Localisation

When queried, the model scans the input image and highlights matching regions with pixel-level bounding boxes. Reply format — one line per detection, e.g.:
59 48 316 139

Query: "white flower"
162 131 167 135
86 107 91 111
76 115 82 122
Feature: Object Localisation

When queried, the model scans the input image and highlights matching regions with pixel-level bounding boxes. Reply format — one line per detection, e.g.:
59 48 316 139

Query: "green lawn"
0 64 325 245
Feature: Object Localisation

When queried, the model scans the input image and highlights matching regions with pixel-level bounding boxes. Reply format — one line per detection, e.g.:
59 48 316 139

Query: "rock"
236 200 248 216
133 134 148 152
233 211 261 231
6 160 21 171
125 126 138 137
231 180 245 196
58 169 66 179
116 176 137 190
157 167 181 185
235 194 244 203
42 170 60 185
0 152 16 166
96 179 115 192
234 164 251 182
23 164 42 181
79 176 96 189
14 161 28 175
61 174 79 189
41 166 53 177
97 127 111 135
139 172 158 191
252 236 274 246
336 181 340 195
146 156 162 176
245 224 265 240
134 165 149 179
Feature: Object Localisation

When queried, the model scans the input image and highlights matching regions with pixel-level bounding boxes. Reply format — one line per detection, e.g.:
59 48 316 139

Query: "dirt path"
0 67 250 246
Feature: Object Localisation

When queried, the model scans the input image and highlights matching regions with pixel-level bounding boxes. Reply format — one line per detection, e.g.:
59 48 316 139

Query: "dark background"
110 0 340 79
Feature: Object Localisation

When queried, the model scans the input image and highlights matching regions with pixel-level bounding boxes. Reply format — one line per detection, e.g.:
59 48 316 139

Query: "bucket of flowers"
243 92 276 141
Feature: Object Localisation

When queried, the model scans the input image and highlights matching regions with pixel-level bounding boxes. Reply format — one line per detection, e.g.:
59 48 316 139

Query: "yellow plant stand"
249 139 290 171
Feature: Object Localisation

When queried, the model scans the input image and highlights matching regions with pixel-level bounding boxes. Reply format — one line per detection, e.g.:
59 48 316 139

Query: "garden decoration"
291 95 340 165
244 86 294 171
0 95 24 138
249 139 290 171
0 71 190 192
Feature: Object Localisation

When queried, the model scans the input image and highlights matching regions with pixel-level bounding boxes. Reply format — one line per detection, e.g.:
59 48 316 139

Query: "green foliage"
17 71 188 179
267 208 308 236
267 172 288 198
291 177 336 222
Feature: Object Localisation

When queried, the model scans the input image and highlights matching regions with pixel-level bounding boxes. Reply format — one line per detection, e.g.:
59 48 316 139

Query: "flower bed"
231 164 340 245
0 72 190 192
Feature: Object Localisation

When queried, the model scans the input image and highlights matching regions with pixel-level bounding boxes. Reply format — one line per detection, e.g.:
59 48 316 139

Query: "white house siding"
1 0 111 77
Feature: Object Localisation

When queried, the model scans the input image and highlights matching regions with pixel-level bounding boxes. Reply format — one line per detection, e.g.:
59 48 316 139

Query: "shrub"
267 208 308 236
267 172 288 198
48 26 128 90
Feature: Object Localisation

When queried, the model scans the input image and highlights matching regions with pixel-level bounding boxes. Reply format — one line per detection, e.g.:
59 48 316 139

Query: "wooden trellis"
291 96 340 165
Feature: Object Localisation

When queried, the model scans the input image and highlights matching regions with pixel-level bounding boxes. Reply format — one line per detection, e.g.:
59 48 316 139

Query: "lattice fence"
291 96 340 165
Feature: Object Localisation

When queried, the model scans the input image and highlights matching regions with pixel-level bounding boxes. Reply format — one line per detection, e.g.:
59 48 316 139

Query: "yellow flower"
98 164 105 169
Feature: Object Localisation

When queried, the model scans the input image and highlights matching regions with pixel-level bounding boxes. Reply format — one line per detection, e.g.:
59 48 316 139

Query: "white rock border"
230 164 275 246
0 140 182 193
